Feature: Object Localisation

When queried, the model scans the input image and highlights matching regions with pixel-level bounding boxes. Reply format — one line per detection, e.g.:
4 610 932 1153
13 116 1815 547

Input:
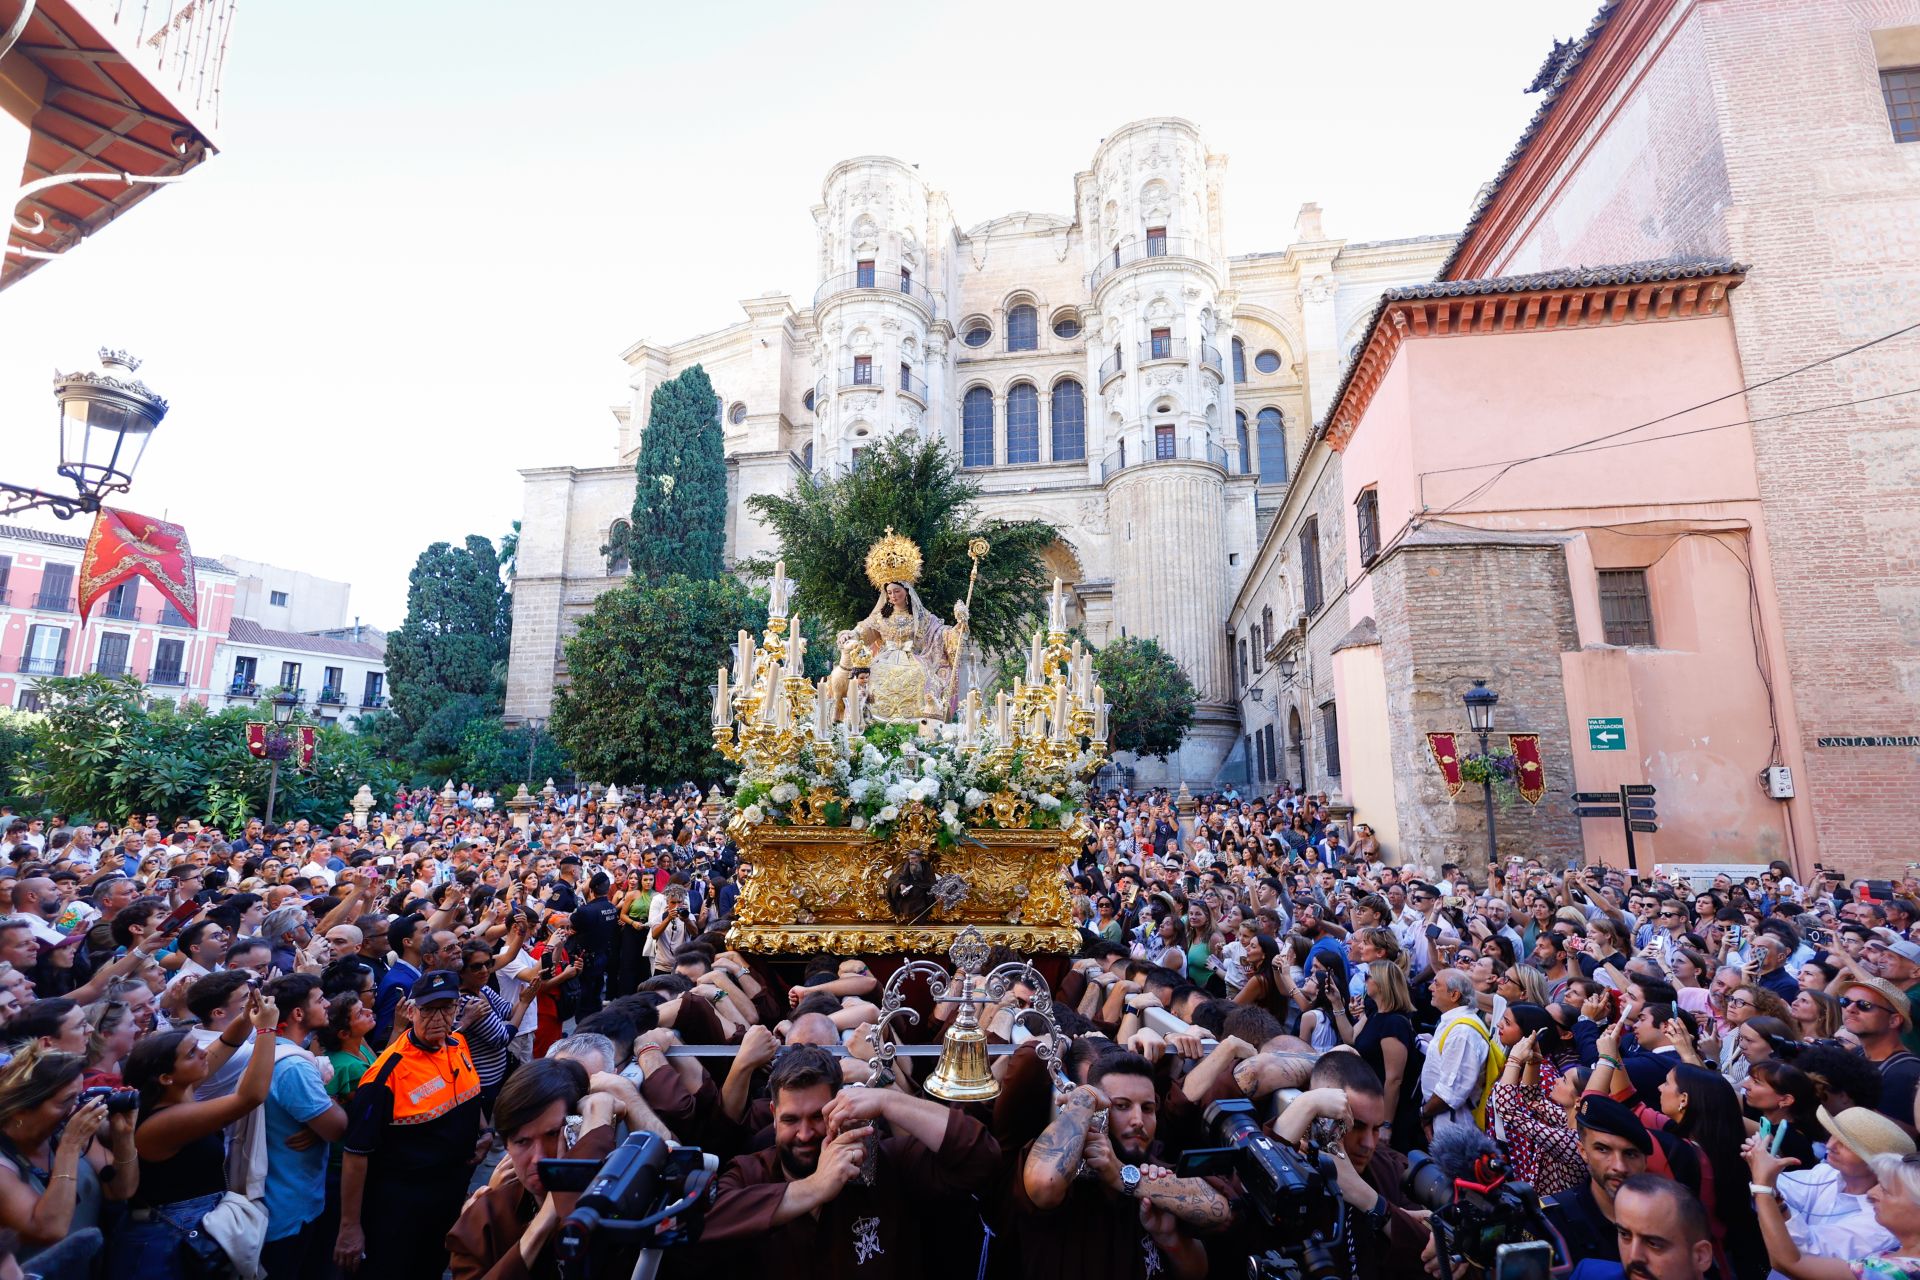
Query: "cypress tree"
607 365 728 582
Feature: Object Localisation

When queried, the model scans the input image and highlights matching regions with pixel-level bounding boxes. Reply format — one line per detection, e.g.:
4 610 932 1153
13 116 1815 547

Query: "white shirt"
1421 1005 1491 1127
1774 1162 1895 1273
646 895 688 968
493 947 541 1036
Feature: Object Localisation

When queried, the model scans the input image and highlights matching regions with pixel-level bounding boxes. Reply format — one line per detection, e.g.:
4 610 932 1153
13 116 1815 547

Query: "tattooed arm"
1231 1050 1320 1099
1021 1086 1106 1210
1135 1168 1233 1231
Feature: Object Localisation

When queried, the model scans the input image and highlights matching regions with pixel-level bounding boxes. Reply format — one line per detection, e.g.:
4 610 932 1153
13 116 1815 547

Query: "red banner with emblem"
1426 732 1464 800
76 507 198 626
246 723 317 769
1508 732 1546 804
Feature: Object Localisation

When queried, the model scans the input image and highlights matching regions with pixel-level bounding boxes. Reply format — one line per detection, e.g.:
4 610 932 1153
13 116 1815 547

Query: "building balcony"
17 655 63 675
897 369 928 405
31 592 73 613
90 661 131 677
147 668 186 687
147 605 191 627
1200 343 1224 378
813 267 940 320
361 693 387 709
1138 338 1187 366
1099 436 1231 483
227 680 260 699
317 688 346 706
99 597 139 621
1098 349 1125 387
836 366 881 392
1088 236 1211 291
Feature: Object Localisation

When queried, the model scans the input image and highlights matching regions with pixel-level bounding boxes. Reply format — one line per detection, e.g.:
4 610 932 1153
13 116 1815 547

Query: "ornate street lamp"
264 688 299 823
1463 680 1500 864
2 350 168 520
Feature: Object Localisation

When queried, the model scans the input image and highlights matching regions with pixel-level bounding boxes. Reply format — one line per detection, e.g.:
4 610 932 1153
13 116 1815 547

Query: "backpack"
1435 1011 1505 1129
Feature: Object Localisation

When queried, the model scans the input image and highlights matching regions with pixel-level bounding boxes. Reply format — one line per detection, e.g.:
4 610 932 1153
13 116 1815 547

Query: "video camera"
1406 1124 1564 1280
537 1132 717 1280
1177 1098 1347 1280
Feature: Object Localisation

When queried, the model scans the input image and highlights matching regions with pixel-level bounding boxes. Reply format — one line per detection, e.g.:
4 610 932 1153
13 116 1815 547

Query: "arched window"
1006 304 1038 352
607 520 631 575
962 387 994 467
1257 407 1288 482
1232 337 1247 384
1235 410 1251 475
802 441 814 471
1006 384 1040 464
1051 380 1086 462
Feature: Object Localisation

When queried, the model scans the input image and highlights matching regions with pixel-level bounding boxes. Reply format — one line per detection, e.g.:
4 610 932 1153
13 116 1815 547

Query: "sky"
0 0 1599 628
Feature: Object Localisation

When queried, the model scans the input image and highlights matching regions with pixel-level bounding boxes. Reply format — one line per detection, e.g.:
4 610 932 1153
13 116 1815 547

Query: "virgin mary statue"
853 529 968 723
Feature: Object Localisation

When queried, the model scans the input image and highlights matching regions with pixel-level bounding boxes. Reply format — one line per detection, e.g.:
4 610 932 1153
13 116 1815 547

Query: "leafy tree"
385 535 512 759
1092 636 1196 761
0 711 40 810
551 576 766 788
499 520 522 581
604 365 727 582
743 434 1057 657
457 718 569 792
6 674 398 825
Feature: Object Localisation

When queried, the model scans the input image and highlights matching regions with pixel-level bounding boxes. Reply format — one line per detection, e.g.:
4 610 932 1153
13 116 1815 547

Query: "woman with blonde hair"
1333 959 1422 1150
1498 963 1551 1009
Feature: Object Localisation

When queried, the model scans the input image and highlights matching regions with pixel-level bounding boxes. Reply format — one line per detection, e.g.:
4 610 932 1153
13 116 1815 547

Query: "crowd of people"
0 780 1917 1280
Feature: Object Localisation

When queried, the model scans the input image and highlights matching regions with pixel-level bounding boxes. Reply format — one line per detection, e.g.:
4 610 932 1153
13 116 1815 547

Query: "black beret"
1575 1095 1652 1154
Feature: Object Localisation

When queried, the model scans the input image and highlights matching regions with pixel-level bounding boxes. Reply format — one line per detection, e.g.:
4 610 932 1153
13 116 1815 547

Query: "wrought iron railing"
100 595 139 621
90 660 130 677
838 366 879 391
361 693 387 709
1098 350 1124 384
17 655 63 675
32 591 73 612
1089 236 1209 289
147 668 187 686
1099 436 1232 483
318 688 346 705
813 267 941 318
1138 338 1187 365
228 680 259 698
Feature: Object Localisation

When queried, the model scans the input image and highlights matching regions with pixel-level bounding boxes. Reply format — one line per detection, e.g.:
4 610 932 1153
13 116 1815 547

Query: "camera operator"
700 1044 999 1279
445 1057 622 1280
1272 1051 1427 1276
1010 1051 1230 1280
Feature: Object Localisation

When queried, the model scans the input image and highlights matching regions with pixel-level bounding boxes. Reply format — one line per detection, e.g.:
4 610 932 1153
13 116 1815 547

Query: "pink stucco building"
1236 0 1920 874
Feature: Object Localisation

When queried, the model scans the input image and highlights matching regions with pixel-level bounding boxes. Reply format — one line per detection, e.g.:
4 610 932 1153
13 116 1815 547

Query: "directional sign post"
1619 784 1656 876
1588 718 1627 751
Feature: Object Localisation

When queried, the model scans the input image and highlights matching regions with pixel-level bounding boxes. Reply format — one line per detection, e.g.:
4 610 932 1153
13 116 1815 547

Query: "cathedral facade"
507 117 1452 784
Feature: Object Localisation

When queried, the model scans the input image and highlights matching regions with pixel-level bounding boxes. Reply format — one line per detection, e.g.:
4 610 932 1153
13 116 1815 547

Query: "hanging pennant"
295 726 317 770
1425 732 1464 800
77 508 198 626
245 723 269 759
1509 733 1546 804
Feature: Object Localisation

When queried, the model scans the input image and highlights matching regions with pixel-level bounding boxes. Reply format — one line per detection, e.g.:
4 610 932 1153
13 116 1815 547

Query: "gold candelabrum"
712 572 1111 957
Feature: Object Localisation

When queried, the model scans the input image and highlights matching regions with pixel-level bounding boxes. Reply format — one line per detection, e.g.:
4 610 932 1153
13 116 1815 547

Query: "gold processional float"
713 530 1103 1098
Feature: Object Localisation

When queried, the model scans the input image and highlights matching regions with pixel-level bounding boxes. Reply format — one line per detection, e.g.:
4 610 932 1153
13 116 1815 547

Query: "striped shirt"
462 987 515 1088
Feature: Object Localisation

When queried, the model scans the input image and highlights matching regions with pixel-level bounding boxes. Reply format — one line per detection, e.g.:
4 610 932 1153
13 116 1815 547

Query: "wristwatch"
1119 1164 1143 1197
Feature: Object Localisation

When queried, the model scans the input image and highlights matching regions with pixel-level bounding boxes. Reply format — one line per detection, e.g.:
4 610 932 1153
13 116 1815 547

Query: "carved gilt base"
724 819 1082 957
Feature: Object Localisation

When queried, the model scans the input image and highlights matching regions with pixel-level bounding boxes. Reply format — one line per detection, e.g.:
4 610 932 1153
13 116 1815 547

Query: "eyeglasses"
1838 997 1892 1015
463 961 490 973
1726 995 1756 1008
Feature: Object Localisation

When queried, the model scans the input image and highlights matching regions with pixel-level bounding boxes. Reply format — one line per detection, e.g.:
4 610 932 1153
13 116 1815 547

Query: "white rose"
848 779 872 801
1037 794 1061 811
742 805 766 825
1060 812 1076 829
884 782 909 804
922 758 939 777
941 800 959 819
876 805 899 823
964 788 988 809
770 783 799 804
850 816 867 829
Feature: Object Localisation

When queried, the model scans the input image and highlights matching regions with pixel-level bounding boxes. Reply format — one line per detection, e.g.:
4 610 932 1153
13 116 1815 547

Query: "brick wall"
1370 534 1585 874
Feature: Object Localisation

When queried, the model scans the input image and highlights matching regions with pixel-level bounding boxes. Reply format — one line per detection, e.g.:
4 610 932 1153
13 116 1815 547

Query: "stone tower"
1078 118 1238 780
809 157 952 470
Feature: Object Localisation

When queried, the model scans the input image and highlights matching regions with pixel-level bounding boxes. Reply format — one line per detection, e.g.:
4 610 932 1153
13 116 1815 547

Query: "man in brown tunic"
700 1045 1000 1280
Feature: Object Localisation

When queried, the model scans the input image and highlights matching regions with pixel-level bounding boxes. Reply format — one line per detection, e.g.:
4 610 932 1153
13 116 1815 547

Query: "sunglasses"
1838 997 1892 1014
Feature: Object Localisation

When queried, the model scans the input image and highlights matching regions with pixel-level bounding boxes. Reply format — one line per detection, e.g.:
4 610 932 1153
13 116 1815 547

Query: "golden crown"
865 527 923 589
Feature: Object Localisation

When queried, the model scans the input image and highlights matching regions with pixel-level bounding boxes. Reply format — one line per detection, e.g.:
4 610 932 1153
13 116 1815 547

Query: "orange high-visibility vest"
363 1031 480 1124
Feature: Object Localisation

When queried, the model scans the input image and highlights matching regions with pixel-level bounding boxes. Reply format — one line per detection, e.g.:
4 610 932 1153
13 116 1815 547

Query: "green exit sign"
1588 717 1626 751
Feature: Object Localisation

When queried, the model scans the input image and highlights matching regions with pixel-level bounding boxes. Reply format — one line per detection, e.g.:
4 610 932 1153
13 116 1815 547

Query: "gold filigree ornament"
985 791 1033 829
864 527 923 589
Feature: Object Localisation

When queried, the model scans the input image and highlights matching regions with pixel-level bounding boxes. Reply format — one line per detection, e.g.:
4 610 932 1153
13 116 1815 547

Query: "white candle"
813 682 831 741
713 666 730 728
1053 680 1070 735
790 621 806 676
994 691 1008 745
847 682 865 734
1050 577 1064 631
742 633 757 685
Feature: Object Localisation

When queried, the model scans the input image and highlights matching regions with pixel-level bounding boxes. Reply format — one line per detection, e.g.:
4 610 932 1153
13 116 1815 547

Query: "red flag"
77 507 197 626
296 726 317 770
246 723 269 759
1509 733 1546 805
1425 732 1464 800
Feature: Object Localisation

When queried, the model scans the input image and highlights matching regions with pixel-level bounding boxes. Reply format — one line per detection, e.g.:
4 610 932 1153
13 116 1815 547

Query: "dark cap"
1575 1095 1652 1154
409 970 460 1006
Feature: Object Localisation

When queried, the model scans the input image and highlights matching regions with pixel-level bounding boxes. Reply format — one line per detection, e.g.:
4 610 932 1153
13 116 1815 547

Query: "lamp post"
523 717 546 786
1 350 169 520
1463 680 1500 866
264 688 299 824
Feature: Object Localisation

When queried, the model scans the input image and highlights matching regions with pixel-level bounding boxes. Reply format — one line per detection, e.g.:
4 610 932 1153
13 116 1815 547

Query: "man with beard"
1543 1096 1652 1268
700 1045 999 1278
1010 1051 1231 1280
1600 1174 1713 1280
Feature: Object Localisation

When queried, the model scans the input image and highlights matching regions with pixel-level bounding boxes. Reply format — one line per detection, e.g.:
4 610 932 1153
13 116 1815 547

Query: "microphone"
1428 1121 1501 1183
